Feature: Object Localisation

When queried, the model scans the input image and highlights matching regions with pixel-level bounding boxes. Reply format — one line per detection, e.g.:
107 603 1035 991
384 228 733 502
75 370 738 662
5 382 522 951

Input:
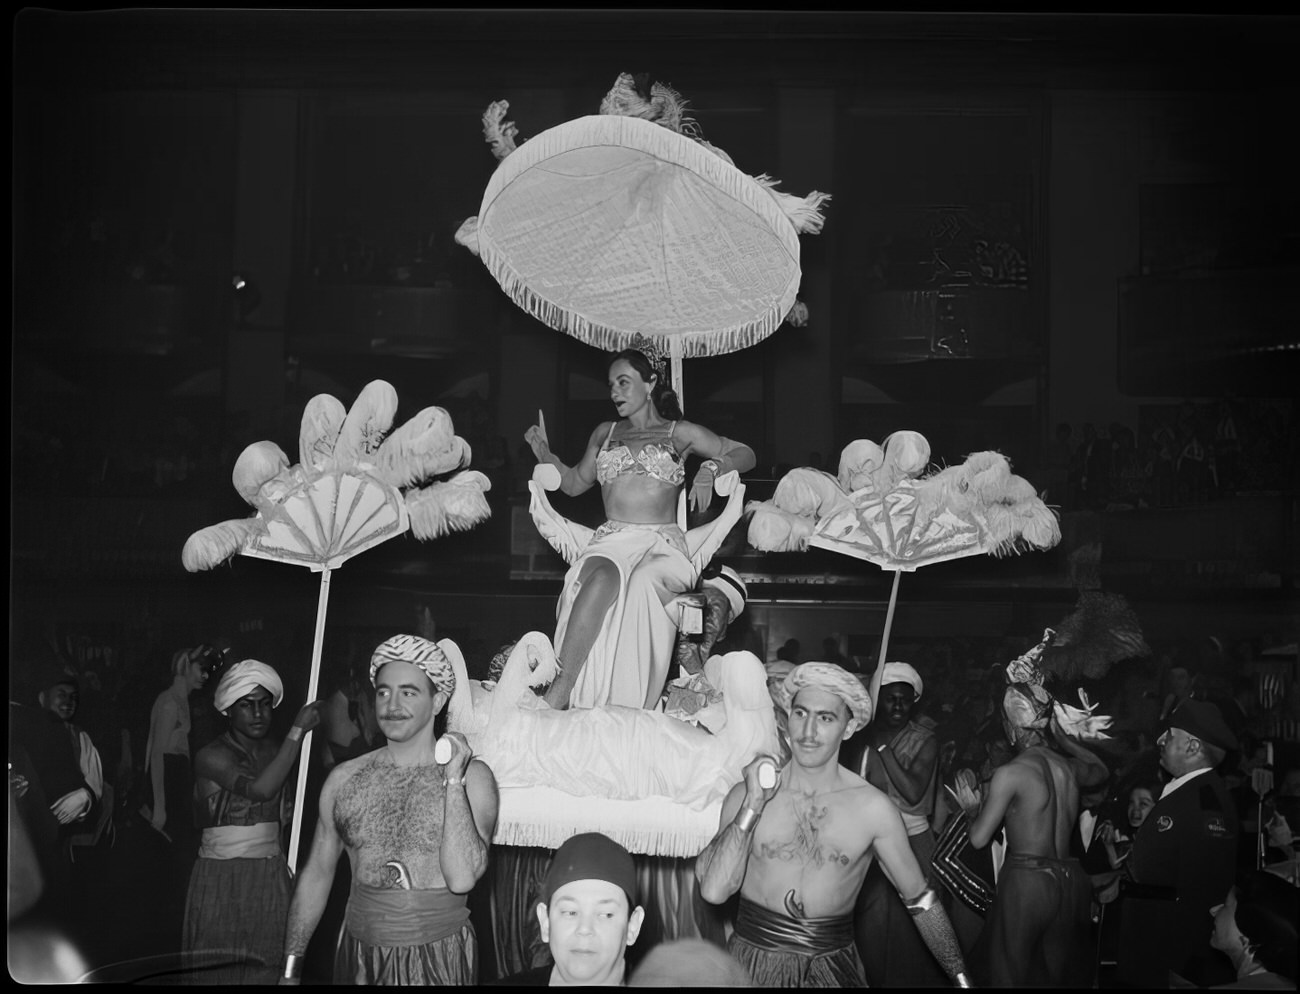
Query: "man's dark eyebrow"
792 698 847 718
377 681 426 692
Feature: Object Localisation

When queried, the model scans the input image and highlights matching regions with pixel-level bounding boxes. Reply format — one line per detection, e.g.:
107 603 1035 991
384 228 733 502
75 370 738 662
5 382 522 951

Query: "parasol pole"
669 339 684 410
877 569 903 667
288 566 332 873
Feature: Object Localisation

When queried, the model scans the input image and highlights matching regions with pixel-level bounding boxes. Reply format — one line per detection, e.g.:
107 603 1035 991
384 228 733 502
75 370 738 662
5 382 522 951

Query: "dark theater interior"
11 9 1299 986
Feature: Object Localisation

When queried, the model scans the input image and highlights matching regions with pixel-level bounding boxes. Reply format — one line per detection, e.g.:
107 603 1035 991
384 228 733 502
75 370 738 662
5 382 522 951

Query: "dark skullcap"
542 832 637 909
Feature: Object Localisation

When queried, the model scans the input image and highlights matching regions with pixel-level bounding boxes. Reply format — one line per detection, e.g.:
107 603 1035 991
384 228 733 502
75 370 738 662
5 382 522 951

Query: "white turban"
776 662 873 738
369 634 457 694
878 661 923 701
214 659 284 713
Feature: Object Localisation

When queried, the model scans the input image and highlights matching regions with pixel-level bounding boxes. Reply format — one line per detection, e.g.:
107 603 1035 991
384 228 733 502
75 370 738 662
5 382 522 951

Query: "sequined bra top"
595 421 685 487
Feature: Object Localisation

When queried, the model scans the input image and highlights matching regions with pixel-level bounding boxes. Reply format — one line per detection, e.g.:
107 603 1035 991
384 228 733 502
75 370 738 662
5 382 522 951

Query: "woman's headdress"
1003 627 1114 741
626 334 668 373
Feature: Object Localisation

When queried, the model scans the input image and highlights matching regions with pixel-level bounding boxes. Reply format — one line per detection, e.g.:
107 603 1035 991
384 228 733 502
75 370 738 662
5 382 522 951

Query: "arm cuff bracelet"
903 887 942 914
734 807 761 833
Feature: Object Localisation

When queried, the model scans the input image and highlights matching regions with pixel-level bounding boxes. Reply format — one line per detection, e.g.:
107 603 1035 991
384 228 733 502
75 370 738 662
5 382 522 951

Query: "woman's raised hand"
524 410 552 463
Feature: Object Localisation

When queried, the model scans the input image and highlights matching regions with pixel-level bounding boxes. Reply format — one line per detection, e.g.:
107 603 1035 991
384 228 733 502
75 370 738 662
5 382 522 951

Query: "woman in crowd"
1094 772 1164 871
143 646 210 847
182 659 320 984
1207 871 1298 989
525 346 754 710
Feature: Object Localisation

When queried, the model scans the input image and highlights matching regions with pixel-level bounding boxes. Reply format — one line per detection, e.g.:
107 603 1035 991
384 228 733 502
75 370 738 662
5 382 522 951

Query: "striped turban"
369 634 456 694
777 661 874 738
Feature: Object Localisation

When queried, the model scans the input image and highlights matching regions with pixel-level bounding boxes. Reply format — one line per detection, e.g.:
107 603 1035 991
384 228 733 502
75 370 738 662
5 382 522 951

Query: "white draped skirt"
554 520 694 709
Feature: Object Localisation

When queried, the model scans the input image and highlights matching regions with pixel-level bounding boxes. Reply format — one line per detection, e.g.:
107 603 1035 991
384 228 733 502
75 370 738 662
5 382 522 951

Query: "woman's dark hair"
1235 870 1299 981
610 348 683 420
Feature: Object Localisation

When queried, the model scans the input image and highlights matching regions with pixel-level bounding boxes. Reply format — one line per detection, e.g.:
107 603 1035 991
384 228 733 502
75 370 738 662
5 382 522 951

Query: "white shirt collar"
1079 808 1099 851
1159 765 1212 800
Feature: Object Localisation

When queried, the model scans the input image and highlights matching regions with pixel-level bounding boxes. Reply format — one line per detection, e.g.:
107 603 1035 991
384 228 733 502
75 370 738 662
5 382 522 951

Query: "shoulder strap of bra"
601 421 618 449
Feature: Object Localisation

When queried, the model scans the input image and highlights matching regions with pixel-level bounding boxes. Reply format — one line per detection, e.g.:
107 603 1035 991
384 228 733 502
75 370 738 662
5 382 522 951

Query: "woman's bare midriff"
602 476 680 524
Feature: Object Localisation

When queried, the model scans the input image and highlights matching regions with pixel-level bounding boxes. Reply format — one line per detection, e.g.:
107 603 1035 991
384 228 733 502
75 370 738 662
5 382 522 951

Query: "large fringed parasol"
455 72 829 401
181 380 492 871
746 431 1063 669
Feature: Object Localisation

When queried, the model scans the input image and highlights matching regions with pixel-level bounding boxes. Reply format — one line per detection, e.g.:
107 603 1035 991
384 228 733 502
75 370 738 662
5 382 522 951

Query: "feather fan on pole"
180 380 492 872
746 432 1062 667
183 381 489 572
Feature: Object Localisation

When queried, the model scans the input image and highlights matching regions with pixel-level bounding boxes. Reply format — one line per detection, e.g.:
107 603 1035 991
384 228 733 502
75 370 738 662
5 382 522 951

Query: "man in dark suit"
1115 699 1240 987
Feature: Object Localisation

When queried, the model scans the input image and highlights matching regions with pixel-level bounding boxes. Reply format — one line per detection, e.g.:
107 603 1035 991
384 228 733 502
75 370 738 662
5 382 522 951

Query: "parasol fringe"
481 99 519 161
492 815 710 860
182 517 266 572
753 175 831 235
479 244 796 360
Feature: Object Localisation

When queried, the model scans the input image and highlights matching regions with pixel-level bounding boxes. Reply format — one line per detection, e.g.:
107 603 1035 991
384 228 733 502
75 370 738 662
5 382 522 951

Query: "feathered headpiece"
1039 591 1150 684
1003 627 1114 742
626 334 669 372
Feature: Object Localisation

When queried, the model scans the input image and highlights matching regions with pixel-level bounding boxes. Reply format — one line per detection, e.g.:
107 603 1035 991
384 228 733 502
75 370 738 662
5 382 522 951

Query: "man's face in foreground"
374 660 442 744
788 686 850 768
538 878 644 985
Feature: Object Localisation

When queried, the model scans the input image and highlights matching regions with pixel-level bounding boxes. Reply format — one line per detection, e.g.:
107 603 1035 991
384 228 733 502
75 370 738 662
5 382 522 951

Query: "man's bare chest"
335 762 446 852
751 795 869 871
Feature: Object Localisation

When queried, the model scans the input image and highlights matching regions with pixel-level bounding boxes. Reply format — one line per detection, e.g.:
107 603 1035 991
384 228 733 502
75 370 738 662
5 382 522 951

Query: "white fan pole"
877 569 903 667
288 566 333 873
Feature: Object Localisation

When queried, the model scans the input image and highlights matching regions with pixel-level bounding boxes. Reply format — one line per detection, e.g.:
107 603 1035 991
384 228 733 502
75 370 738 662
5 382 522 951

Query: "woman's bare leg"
545 559 620 709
